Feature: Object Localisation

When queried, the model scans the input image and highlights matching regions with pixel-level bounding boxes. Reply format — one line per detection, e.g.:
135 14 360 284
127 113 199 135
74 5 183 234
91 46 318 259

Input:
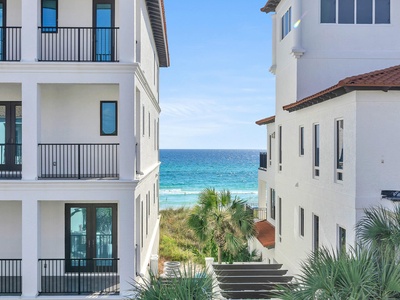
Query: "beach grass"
159 207 206 267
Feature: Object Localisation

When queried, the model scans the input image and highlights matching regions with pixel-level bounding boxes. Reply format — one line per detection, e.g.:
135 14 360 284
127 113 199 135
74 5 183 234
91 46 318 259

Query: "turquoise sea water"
160 149 260 209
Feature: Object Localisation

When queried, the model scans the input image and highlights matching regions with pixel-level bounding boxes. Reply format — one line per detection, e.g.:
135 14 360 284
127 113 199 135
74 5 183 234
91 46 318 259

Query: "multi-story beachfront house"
0 0 169 298
251 0 400 275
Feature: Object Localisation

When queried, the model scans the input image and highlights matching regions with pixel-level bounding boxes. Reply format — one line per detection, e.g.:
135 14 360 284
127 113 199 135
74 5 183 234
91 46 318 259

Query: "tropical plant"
129 263 217 300
279 204 400 299
356 204 400 257
188 188 256 264
279 246 400 300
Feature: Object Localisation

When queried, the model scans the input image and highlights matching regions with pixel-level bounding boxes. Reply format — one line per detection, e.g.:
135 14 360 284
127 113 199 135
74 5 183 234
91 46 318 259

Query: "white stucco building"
251 0 400 275
0 0 169 299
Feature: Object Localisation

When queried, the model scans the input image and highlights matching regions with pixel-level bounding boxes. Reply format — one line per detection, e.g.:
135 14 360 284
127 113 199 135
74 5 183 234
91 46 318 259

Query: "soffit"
145 0 170 67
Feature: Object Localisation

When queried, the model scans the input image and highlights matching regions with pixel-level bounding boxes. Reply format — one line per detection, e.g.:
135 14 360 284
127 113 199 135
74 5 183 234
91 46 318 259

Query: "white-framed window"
336 119 344 181
337 225 346 252
321 0 390 24
142 106 145 136
281 7 292 39
269 134 273 165
299 207 305 237
270 188 276 220
299 126 304 156
278 126 282 171
313 214 320 252
313 124 320 178
278 197 282 242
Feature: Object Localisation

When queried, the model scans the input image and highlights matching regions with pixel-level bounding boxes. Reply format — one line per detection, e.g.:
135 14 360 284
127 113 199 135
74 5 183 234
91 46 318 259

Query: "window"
313 214 320 252
270 188 276 220
337 226 346 252
299 126 304 156
278 197 282 240
148 112 151 138
321 0 390 24
299 207 305 237
100 101 117 135
281 7 292 39
313 124 320 177
336 119 344 181
278 126 282 171
268 134 272 165
142 106 145 136
42 0 57 32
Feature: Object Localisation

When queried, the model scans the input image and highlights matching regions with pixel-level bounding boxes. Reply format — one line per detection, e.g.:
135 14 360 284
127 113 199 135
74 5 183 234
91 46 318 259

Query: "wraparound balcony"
38 27 119 62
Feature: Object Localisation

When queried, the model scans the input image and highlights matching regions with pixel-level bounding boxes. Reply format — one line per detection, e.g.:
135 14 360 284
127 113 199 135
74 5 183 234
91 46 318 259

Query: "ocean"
159 149 260 209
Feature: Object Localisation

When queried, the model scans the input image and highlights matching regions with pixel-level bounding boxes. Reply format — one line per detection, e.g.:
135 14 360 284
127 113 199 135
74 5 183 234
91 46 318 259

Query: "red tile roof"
260 0 281 13
283 65 400 112
255 220 275 248
256 115 275 125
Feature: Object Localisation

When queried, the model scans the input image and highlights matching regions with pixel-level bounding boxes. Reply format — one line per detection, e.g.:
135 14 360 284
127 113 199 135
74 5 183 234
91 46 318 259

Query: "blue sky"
159 1 275 150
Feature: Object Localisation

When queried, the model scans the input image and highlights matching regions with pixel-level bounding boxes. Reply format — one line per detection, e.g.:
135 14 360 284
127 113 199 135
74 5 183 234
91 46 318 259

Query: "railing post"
78 259 81 295
78 144 81 179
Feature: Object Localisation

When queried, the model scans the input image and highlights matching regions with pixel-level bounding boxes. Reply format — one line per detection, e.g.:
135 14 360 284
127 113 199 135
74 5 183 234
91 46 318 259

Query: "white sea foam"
160 189 257 196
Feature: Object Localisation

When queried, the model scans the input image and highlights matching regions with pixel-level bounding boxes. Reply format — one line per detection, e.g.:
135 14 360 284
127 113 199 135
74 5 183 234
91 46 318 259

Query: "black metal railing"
38 143 119 179
0 259 22 295
259 152 267 170
38 258 119 295
38 27 119 62
0 27 21 61
0 143 22 179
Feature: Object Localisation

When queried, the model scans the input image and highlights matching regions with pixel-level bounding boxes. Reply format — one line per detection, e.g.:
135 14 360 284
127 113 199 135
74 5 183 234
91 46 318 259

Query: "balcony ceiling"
146 0 170 67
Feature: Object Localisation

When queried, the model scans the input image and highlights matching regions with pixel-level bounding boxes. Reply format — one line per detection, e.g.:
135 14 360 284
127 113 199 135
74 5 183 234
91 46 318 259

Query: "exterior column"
21 0 40 62
118 196 135 296
291 0 305 58
119 0 135 62
22 80 39 180
21 199 40 297
119 77 135 180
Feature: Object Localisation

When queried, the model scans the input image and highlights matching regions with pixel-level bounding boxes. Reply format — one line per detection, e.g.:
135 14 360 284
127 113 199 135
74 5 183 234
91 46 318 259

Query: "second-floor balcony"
38 143 119 180
38 27 119 62
0 27 21 62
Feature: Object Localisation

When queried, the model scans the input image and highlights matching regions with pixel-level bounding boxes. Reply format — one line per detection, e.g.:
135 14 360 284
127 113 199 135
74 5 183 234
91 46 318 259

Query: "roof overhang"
283 65 400 112
145 0 170 67
256 115 275 125
255 220 275 248
260 0 281 13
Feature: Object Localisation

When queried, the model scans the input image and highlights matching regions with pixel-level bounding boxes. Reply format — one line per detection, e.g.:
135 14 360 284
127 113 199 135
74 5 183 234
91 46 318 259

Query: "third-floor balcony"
38 27 119 62
0 27 21 61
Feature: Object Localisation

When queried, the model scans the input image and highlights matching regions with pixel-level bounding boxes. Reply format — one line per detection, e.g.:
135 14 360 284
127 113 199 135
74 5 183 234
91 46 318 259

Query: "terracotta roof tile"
256 115 275 125
260 0 281 13
283 65 400 112
255 220 275 248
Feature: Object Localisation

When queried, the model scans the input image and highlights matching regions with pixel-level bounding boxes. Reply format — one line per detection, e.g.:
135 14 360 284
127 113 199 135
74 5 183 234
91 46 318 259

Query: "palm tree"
279 246 400 300
356 204 400 257
279 204 400 299
188 188 256 264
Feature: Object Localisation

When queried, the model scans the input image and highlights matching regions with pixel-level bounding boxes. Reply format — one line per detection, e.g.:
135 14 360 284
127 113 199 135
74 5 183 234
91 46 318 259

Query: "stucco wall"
0 201 22 258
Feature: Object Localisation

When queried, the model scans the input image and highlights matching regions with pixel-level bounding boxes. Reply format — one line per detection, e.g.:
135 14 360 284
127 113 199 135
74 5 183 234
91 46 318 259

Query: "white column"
269 14 277 74
291 0 305 58
118 197 136 297
119 0 135 62
21 0 40 62
21 199 40 297
119 77 135 179
22 80 39 180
